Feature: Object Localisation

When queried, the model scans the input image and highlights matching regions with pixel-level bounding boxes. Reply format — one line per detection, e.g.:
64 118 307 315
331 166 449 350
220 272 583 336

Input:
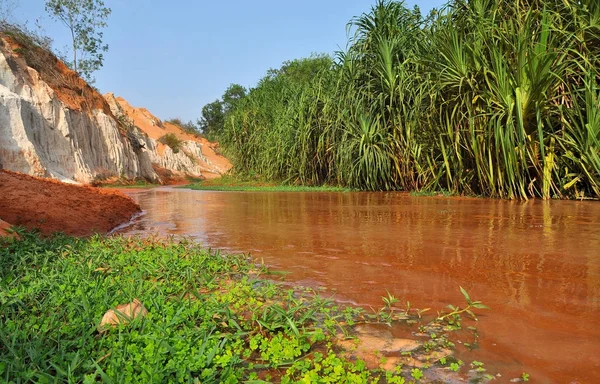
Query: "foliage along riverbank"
185 175 350 192
0 230 499 383
210 0 600 200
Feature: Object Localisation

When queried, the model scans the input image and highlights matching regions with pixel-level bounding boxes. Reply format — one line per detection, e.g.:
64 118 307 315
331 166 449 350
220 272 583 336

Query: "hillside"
0 27 229 184
104 94 231 180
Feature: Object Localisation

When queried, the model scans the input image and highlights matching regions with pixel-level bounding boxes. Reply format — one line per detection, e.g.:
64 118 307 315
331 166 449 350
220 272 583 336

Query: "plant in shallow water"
449 360 463 372
378 289 400 324
437 286 489 327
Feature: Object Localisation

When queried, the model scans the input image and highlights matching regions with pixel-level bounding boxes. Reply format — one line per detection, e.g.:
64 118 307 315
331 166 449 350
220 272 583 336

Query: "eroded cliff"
0 30 229 184
104 94 231 180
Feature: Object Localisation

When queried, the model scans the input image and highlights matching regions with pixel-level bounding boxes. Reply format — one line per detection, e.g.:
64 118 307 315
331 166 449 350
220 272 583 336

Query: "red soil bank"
0 170 141 237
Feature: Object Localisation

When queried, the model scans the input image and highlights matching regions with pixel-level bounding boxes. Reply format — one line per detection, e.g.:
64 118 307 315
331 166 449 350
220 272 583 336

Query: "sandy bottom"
0 170 140 237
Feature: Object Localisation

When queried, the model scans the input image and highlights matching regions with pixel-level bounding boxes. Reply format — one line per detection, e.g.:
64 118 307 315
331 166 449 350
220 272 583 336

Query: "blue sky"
13 1 445 122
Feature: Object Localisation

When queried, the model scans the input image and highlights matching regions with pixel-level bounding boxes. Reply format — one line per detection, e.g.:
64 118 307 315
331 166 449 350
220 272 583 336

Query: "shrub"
159 133 182 154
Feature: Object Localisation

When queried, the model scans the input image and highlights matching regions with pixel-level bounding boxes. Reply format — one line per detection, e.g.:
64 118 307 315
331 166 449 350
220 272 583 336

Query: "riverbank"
0 231 499 383
0 170 140 236
185 175 350 192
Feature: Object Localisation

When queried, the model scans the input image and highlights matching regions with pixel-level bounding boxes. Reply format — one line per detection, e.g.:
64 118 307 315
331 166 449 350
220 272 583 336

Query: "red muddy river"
119 188 600 383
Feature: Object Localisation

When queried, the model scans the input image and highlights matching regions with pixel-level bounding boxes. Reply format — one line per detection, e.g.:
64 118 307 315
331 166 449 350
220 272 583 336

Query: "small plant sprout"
416 307 430 318
379 290 400 325
522 372 530 382
411 368 424 381
449 360 464 372
382 290 399 308
437 287 489 323
471 360 485 373
404 300 411 315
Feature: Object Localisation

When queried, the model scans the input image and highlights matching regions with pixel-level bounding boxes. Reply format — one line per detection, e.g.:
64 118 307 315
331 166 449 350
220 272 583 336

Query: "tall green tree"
199 84 246 138
222 83 247 112
199 100 224 137
45 0 111 81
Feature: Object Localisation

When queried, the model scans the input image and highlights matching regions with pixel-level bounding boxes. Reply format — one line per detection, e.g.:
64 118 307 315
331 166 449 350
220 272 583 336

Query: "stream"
118 187 600 382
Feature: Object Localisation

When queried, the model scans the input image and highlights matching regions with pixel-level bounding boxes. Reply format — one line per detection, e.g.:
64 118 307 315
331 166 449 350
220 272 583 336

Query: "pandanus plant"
217 0 600 199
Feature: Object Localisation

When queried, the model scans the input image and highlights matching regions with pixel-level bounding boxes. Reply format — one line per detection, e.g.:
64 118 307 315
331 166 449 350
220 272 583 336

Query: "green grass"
0 231 359 382
0 230 491 383
185 175 351 192
187 183 350 192
409 190 455 198
95 179 158 189
97 176 203 189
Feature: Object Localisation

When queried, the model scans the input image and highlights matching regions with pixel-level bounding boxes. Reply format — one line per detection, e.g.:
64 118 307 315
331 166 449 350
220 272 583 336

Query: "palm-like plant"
214 0 600 199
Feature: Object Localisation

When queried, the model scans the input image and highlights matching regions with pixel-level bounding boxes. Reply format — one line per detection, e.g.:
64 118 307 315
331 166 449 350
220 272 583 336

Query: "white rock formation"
103 93 230 179
0 36 229 184
0 38 160 183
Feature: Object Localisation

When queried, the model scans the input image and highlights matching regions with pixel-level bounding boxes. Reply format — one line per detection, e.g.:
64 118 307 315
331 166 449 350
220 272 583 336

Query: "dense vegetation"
213 0 600 199
198 84 247 141
0 231 491 383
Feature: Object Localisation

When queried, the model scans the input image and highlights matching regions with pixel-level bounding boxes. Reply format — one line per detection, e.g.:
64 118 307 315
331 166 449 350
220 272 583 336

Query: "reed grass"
217 0 600 199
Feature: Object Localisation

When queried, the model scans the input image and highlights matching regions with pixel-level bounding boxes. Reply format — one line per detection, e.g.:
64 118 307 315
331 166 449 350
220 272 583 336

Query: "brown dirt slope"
0 32 115 116
0 170 141 236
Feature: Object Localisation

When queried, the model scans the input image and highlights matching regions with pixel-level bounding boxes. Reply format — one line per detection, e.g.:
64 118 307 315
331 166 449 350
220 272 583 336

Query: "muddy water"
120 188 600 382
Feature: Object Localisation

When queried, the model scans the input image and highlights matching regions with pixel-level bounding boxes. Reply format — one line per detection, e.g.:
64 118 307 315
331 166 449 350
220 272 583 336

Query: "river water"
119 187 600 382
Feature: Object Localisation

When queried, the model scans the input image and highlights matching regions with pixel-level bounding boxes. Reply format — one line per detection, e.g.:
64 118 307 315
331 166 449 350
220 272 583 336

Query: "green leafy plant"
471 360 486 373
411 368 424 380
437 287 489 325
449 360 463 372
159 133 183 154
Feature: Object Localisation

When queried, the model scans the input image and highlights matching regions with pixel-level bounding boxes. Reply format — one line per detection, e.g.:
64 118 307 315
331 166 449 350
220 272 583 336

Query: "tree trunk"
68 11 77 74
70 25 77 74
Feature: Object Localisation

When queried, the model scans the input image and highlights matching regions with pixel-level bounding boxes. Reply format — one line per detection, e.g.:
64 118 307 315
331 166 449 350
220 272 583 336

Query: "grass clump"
165 118 203 138
159 133 183 154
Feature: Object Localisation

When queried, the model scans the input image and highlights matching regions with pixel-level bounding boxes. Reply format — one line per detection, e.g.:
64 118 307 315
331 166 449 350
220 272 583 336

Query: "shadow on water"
119 187 600 382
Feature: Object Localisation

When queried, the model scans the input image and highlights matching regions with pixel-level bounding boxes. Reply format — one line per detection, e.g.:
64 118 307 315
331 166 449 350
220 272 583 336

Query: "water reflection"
120 188 600 382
